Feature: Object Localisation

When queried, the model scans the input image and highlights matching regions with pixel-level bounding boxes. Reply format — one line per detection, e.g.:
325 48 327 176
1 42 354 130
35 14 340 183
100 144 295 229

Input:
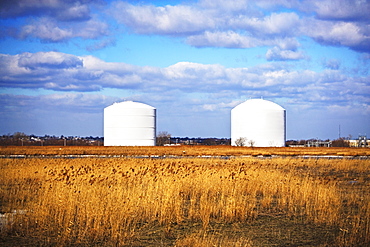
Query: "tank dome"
231 99 286 147
104 101 156 146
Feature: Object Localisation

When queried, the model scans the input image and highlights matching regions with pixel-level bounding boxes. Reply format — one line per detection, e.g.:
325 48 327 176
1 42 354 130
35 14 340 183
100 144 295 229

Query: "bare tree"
13 132 28 146
234 137 247 147
156 131 171 146
332 138 349 147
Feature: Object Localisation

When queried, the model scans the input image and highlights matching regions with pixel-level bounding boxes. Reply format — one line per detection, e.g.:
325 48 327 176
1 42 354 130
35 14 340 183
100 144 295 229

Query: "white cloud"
0 0 95 21
57 2 91 21
18 51 83 69
163 62 227 90
301 17 370 52
198 0 250 12
202 100 240 111
303 0 370 21
77 19 110 39
275 38 301 50
323 22 366 46
322 59 341 70
266 46 305 61
186 31 257 48
20 18 73 42
327 104 370 116
187 31 303 50
19 17 109 42
230 12 300 36
111 1 214 35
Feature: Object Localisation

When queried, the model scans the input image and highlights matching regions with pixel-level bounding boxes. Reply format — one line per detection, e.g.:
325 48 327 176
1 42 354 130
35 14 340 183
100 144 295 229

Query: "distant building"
348 135 369 147
306 140 332 147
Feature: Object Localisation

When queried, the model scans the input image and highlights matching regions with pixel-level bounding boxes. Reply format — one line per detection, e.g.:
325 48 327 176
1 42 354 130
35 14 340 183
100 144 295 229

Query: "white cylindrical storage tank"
231 99 286 147
104 101 156 146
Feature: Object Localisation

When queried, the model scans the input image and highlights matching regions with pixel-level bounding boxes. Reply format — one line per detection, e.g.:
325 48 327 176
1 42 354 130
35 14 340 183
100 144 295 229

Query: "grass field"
1 145 370 157
1 146 369 246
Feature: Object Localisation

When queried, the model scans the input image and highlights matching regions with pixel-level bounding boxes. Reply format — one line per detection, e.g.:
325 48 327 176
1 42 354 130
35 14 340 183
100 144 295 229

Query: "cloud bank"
108 0 370 54
1 0 369 138
1 0 369 53
1 51 368 113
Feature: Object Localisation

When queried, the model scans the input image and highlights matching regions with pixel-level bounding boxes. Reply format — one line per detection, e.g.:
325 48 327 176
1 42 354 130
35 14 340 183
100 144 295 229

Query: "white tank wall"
231 99 286 147
104 101 156 146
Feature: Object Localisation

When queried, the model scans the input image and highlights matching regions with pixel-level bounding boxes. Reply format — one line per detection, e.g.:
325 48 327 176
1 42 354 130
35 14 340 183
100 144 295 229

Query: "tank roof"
106 101 155 110
233 99 285 111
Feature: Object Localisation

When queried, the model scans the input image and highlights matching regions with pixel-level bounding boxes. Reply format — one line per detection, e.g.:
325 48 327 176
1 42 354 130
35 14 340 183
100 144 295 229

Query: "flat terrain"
1 145 370 157
1 146 369 246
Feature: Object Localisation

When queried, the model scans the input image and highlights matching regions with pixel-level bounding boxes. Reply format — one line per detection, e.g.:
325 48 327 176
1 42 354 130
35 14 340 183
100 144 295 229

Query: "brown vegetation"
0 147 369 246
1 145 370 157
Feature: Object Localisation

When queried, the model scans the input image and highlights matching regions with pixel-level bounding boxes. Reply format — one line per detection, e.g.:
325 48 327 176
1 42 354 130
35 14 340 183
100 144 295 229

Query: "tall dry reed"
1 157 369 246
1 145 370 157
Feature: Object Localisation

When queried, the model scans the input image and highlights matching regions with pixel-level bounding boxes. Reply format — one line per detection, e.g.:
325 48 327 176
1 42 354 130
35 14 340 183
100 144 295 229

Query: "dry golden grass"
0 152 369 246
174 231 253 247
1 145 370 157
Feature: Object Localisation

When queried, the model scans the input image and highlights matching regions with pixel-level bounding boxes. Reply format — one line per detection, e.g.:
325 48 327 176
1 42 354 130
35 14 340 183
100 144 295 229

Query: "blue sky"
1 0 369 140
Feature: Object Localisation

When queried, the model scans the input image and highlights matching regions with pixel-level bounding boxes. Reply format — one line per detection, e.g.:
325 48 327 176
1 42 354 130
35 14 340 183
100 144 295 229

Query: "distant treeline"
0 132 103 146
0 132 351 147
0 133 230 146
